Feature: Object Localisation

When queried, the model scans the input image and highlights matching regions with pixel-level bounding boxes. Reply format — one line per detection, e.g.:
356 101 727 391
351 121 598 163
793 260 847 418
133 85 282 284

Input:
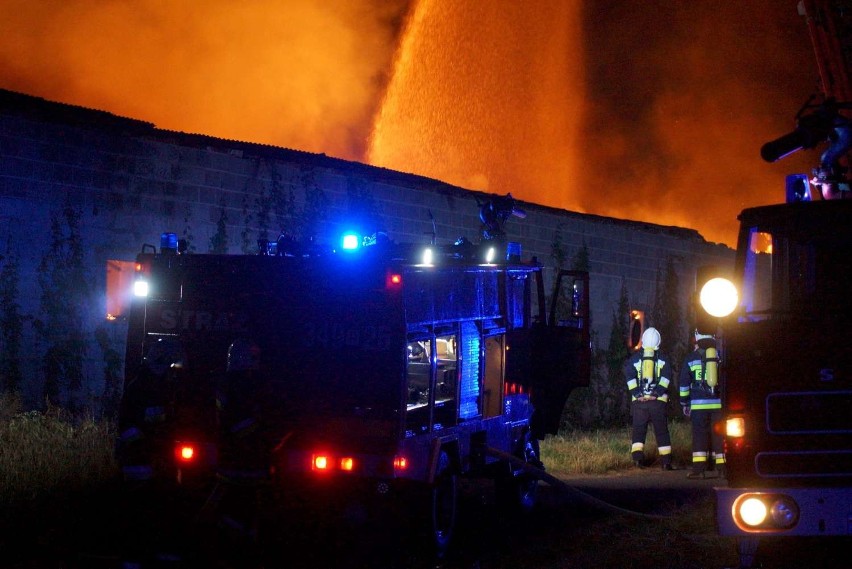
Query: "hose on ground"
484 446 671 520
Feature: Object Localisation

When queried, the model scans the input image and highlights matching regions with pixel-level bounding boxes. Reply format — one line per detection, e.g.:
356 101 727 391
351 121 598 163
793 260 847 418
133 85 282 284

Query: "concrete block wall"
0 89 734 409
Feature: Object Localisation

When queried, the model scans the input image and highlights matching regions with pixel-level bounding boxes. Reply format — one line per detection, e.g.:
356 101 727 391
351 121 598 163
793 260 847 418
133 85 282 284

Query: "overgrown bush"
0 394 118 506
0 392 693 509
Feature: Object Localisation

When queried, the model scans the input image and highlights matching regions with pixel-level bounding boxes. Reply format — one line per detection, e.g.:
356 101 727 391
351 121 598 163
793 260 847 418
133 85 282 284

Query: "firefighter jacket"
678 348 722 411
624 350 671 403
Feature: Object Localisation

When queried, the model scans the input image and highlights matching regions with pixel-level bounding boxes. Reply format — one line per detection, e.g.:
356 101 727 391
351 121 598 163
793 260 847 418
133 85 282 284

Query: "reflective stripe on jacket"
678 348 721 407
625 350 671 403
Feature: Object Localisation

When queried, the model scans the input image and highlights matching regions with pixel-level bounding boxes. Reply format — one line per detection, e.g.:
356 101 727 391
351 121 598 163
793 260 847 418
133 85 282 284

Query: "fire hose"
485 446 672 520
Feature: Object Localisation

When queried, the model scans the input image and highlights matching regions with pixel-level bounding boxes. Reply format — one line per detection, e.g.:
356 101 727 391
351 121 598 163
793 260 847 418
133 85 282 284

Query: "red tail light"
312 453 357 472
313 454 330 471
175 443 196 463
386 271 403 288
504 382 525 395
393 455 407 473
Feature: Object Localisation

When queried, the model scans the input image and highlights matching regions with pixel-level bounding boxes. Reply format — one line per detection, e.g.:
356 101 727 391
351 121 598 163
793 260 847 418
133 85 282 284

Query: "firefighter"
624 327 675 470
208 338 284 556
679 331 725 479
216 338 293 474
115 337 188 565
116 336 186 481
216 338 275 479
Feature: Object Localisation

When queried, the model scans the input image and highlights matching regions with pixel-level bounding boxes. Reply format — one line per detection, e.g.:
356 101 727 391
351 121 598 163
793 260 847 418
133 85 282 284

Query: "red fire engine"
115 195 591 557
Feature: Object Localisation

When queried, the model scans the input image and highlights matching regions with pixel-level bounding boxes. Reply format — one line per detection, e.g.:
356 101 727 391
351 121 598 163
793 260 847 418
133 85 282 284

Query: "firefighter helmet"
641 327 661 350
695 330 714 342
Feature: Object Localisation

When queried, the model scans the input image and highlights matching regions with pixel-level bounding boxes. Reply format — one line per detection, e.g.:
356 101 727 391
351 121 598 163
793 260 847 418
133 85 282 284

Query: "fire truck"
115 195 591 556
695 2 852 566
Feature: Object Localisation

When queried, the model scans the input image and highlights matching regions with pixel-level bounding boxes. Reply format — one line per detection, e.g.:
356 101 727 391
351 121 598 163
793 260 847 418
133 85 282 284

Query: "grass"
541 419 693 475
0 392 692 505
0 392 692 517
0 395 118 507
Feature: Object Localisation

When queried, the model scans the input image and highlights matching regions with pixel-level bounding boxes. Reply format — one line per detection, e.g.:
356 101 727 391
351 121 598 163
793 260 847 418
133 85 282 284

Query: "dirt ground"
3 469 850 568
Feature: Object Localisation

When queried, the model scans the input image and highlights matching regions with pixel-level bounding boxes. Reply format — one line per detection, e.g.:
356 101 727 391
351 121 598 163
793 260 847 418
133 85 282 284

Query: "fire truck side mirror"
628 310 645 351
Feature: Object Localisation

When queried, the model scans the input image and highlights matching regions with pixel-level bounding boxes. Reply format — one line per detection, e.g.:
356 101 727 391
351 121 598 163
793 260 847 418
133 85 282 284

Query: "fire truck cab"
700 5 852 565
696 1 852 556
116 209 590 554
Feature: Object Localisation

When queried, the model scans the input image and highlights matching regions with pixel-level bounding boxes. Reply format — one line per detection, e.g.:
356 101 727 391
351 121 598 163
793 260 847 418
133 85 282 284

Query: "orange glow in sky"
0 0 818 247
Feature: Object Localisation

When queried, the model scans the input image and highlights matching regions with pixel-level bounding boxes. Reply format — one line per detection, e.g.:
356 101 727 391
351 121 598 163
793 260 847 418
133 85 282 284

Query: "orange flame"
368 0 586 214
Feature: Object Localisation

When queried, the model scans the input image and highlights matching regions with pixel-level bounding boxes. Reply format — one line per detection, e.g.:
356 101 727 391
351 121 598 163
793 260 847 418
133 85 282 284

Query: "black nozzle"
760 129 812 162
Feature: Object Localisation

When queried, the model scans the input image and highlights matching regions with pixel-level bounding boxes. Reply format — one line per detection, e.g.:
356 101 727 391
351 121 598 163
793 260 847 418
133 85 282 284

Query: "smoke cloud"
0 0 819 246
576 1 818 245
0 0 408 158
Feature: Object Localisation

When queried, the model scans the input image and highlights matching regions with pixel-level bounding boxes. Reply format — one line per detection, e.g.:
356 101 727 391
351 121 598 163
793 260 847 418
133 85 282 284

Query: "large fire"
0 0 818 247
368 0 586 214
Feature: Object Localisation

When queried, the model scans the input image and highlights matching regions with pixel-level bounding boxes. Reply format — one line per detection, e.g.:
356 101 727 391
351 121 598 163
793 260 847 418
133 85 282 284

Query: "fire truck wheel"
498 471 539 515
497 433 540 515
430 450 457 559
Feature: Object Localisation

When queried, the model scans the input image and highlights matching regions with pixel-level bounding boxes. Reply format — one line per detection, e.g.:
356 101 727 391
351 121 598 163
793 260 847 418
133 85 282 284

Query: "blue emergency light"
341 232 361 251
160 232 178 251
786 174 812 202
506 241 522 262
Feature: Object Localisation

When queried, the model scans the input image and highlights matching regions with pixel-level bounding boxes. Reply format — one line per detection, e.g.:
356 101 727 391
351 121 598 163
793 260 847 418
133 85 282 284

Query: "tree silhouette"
35 198 89 411
651 256 686 413
0 253 24 395
209 207 229 254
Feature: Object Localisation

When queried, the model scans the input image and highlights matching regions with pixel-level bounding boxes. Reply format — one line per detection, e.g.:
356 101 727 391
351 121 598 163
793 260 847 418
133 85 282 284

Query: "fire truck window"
406 338 431 437
482 334 504 418
787 236 852 312
742 228 774 317
506 275 527 328
433 333 458 431
407 340 428 362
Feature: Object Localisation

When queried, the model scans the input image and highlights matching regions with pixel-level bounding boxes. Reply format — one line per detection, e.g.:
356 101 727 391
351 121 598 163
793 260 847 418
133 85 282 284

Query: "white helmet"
694 330 714 342
641 327 661 350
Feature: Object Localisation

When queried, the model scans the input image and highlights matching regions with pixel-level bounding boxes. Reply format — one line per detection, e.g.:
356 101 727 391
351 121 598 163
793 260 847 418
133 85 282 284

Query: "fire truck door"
529 270 592 437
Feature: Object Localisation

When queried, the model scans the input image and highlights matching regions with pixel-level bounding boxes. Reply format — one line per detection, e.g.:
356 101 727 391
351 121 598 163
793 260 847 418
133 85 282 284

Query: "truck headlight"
133 279 150 297
739 497 767 527
699 277 738 318
733 493 800 531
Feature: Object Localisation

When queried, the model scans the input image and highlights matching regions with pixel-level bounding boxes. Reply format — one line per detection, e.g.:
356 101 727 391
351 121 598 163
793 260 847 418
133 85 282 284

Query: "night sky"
0 0 820 246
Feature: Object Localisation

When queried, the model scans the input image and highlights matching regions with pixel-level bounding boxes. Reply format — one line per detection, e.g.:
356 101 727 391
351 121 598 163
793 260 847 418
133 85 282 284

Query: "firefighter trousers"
631 400 672 466
690 408 724 473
